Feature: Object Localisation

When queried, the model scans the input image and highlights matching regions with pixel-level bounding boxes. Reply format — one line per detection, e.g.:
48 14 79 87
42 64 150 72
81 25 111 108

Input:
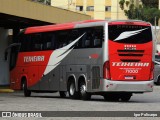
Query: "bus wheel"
59 91 67 98
21 81 25 90
156 76 160 85
79 81 91 100
23 80 31 97
120 93 132 102
68 81 78 99
103 94 119 101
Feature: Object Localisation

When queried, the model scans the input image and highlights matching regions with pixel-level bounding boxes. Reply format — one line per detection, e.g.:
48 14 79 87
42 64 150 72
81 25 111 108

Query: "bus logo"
24 56 45 62
112 62 149 67
114 28 148 41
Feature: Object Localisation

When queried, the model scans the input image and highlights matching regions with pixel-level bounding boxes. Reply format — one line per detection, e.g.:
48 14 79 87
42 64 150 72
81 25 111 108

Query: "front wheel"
23 80 31 97
79 82 91 100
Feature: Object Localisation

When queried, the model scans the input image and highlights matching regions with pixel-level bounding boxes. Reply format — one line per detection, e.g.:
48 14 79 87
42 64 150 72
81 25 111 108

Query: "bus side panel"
64 49 103 92
49 67 60 91
28 66 60 91
27 66 39 90
59 66 67 91
38 66 50 91
14 51 52 90
10 68 20 90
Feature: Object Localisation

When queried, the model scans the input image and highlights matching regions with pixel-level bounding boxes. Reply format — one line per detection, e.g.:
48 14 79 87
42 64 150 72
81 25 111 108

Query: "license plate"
125 76 134 80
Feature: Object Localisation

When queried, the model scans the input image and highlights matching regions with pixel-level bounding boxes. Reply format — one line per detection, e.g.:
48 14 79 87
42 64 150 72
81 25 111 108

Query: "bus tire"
21 80 25 90
23 80 31 97
79 81 91 100
59 91 67 98
68 80 79 99
155 76 160 85
103 93 119 101
120 93 132 102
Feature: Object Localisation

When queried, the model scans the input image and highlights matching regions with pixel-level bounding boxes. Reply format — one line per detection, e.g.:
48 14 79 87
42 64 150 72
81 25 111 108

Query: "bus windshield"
108 25 152 44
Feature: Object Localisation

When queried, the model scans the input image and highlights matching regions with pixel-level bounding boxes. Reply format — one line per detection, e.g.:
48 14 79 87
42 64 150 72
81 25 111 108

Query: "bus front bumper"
101 80 154 93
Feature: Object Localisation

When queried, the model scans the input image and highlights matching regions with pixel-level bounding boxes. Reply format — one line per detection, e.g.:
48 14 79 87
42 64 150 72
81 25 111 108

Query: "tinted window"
19 32 57 52
78 27 103 48
19 26 104 52
108 25 152 44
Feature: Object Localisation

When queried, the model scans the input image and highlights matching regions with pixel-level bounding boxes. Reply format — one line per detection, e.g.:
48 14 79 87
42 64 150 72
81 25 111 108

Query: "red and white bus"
7 20 154 101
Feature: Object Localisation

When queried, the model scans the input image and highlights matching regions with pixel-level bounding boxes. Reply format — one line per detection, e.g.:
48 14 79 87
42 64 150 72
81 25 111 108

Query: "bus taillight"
103 61 111 80
149 61 154 80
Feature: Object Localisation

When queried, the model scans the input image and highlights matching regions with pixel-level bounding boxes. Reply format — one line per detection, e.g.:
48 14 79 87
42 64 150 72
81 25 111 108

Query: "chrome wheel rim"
80 84 86 94
70 83 75 96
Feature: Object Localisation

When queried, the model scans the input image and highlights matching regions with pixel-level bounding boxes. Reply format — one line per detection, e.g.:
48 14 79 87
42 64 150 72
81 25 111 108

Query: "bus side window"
42 33 52 50
19 34 32 52
93 27 103 48
51 34 57 50
93 37 101 47
85 37 91 47
83 29 93 48
34 43 42 50
57 30 69 49
68 29 81 48
30 34 42 51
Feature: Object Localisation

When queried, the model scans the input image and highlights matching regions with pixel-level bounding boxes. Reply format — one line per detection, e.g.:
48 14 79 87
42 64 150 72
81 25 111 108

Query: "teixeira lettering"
24 56 45 62
112 62 149 67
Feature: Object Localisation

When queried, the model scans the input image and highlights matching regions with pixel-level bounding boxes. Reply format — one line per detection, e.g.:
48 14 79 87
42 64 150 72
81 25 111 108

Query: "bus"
6 20 154 101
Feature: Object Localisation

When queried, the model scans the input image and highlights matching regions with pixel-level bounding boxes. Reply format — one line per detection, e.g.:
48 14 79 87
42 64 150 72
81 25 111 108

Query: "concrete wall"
0 28 9 85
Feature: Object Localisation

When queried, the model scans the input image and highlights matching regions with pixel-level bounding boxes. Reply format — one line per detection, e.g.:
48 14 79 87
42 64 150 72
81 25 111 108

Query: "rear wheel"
68 81 79 99
22 80 31 97
155 76 160 85
103 93 120 101
79 81 91 100
120 93 132 102
59 91 67 98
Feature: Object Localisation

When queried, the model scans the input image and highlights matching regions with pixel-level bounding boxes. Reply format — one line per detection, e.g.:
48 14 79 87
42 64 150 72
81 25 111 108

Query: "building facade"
51 0 130 20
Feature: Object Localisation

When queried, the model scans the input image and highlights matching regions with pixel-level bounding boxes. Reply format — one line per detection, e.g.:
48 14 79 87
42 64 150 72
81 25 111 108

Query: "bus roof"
24 20 151 34
25 20 104 34
108 20 151 26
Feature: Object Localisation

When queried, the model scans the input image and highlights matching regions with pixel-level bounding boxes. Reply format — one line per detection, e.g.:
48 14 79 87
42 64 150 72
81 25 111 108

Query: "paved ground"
0 86 160 119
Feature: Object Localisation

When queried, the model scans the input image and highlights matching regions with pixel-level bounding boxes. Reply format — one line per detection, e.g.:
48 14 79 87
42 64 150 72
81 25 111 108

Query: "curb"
0 89 14 93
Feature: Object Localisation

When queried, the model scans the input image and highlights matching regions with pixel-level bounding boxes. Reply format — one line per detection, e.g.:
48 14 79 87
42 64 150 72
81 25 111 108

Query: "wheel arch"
155 74 160 84
20 75 28 89
67 74 77 90
78 74 87 89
